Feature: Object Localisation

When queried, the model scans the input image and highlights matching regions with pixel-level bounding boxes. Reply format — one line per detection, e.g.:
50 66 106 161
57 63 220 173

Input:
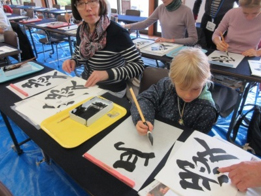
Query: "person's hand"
84 70 109 87
242 48 259 57
214 37 229 52
155 37 174 43
218 161 261 192
62 59 76 73
64 12 72 24
136 120 153 135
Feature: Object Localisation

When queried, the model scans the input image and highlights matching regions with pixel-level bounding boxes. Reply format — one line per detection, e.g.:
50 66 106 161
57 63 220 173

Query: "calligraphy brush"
220 32 229 56
129 87 153 146
4 57 36 71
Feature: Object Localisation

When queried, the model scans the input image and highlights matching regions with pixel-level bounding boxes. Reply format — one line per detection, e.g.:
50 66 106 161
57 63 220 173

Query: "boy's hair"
169 48 211 90
239 0 261 8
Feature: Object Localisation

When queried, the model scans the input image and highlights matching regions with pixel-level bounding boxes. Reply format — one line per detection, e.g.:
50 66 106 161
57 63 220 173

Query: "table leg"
0 111 23 155
28 27 38 58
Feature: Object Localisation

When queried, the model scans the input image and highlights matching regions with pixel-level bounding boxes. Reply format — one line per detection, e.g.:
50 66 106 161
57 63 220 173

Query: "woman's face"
174 80 205 103
76 0 100 26
161 0 173 6
242 6 261 20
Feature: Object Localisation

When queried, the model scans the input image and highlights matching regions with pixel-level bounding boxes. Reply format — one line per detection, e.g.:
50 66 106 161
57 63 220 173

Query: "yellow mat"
40 96 127 148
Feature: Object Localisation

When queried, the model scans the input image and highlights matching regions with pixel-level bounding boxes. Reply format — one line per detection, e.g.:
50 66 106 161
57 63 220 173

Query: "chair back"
53 4 60 9
13 8 21 15
23 2 29 5
65 4 72 10
28 2 36 6
26 9 34 18
139 67 169 94
10 22 35 60
125 9 140 16
57 15 67 22
4 30 21 62
111 8 117 13
0 181 13 196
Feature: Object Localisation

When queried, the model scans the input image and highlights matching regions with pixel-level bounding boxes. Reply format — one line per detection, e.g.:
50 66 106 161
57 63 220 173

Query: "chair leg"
42 44 46 62
56 44 59 69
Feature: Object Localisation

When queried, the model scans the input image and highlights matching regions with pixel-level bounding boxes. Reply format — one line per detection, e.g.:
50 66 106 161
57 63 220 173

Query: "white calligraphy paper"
140 42 181 56
248 60 261 77
0 46 18 54
85 117 183 191
132 38 155 49
8 70 69 98
156 131 253 196
208 50 244 68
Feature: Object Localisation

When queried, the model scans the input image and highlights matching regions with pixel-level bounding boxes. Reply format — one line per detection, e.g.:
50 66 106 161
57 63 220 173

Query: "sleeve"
129 7 160 31
174 8 198 45
71 25 86 66
0 9 10 29
212 10 231 42
107 28 144 80
192 0 202 20
130 78 169 125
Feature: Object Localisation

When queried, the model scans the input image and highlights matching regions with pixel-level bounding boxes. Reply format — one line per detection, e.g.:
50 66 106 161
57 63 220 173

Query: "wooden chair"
12 8 21 15
26 9 34 18
4 30 21 63
65 4 72 10
23 2 29 6
28 2 36 6
111 8 117 13
125 9 141 37
53 4 60 9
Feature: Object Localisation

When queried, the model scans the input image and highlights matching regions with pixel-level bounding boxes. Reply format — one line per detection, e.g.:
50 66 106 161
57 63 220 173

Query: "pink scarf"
79 16 110 59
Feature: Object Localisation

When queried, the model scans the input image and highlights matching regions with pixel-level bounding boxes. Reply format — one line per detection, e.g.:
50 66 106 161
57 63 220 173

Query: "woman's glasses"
74 0 99 10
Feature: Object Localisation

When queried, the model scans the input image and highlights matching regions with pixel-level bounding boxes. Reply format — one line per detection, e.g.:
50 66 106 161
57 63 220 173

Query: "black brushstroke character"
113 142 155 172
177 137 238 191
45 80 86 100
21 71 67 88
211 55 235 63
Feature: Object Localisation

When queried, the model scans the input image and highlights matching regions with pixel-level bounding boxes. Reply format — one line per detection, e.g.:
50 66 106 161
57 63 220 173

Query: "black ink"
211 55 235 63
113 142 155 172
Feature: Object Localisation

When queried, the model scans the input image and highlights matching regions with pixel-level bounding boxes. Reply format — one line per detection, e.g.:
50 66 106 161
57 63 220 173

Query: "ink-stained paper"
155 131 253 196
208 50 244 68
34 77 101 107
85 117 183 191
140 42 181 56
8 70 69 98
132 38 155 49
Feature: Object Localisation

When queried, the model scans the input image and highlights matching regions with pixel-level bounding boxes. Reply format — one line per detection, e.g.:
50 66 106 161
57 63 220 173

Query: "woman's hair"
169 48 211 90
239 0 261 8
71 0 108 20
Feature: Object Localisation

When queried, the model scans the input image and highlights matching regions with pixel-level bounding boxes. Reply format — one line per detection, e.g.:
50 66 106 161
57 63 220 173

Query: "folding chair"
4 30 21 63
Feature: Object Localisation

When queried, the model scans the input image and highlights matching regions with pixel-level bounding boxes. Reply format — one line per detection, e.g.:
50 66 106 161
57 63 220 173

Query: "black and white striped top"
72 21 144 92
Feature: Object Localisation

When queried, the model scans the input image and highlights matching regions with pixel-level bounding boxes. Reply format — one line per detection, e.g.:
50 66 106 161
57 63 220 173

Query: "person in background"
0 3 12 42
62 0 144 98
212 0 261 56
193 0 238 49
219 161 261 192
130 48 217 135
124 0 198 45
3 4 12 13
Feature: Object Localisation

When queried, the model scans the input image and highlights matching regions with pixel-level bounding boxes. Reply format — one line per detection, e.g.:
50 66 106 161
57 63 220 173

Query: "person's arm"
242 48 261 57
124 6 160 30
212 11 230 51
174 8 198 45
192 0 202 20
0 9 9 30
106 28 144 81
219 161 261 192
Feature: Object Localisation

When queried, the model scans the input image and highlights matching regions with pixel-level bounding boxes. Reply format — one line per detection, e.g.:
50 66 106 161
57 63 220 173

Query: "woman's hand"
136 120 153 135
242 48 260 57
62 59 76 73
155 37 174 43
214 37 229 52
84 70 109 87
218 161 261 192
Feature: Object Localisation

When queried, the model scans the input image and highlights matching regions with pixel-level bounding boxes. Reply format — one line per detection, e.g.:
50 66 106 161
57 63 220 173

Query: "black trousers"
200 13 225 49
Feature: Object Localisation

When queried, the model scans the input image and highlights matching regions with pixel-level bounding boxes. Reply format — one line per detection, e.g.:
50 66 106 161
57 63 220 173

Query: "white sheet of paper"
85 117 183 191
14 88 106 126
156 131 253 196
248 60 261 77
208 50 244 68
140 42 181 56
8 70 69 99
58 25 78 31
34 77 102 107
132 38 155 49
0 46 18 54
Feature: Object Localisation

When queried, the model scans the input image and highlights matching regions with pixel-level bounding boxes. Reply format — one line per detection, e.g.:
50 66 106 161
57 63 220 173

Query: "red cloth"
3 5 13 13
